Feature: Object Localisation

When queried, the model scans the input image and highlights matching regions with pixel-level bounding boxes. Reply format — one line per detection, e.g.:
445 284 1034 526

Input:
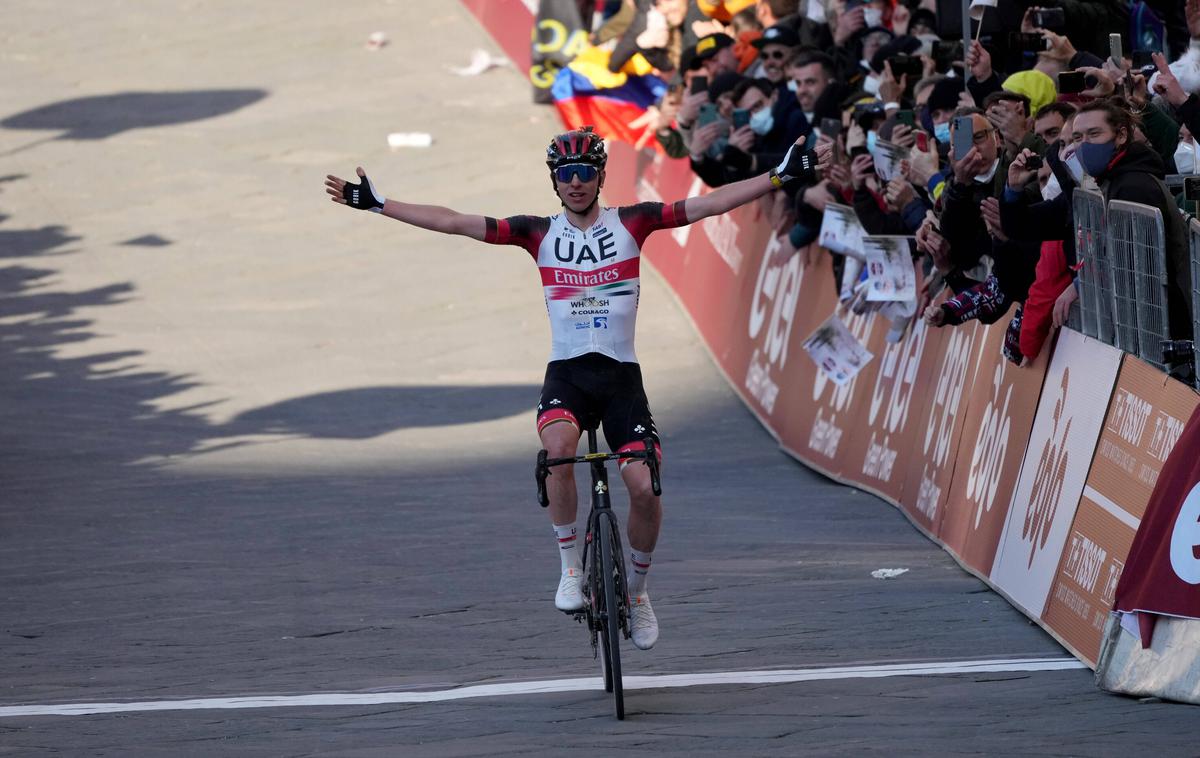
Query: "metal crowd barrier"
1190 217 1200 380
1107 200 1171 369
1072 188 1113 343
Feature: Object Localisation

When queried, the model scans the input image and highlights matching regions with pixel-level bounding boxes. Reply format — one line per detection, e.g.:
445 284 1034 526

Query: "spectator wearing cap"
745 23 799 82
867 34 923 104
691 32 739 77
835 26 895 94
906 8 937 38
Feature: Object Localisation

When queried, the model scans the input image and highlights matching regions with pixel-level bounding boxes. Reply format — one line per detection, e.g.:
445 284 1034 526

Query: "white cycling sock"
628 549 652 596
554 523 581 572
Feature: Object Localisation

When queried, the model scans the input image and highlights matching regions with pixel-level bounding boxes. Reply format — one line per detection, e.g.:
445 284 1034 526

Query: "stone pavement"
1 1 1196 755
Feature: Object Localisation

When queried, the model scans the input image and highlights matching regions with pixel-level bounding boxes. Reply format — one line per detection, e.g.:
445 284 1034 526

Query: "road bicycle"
535 429 661 720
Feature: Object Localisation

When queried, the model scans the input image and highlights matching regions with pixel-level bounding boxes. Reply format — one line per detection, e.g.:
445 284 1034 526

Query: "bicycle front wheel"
597 511 624 720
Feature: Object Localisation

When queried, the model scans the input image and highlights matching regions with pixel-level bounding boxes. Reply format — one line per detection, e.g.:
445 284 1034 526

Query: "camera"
1024 155 1043 170
1010 32 1049 53
1057 70 1085 94
886 54 923 80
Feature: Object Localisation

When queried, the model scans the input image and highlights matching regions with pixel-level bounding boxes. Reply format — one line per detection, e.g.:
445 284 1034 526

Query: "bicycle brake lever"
536 449 550 507
642 437 662 497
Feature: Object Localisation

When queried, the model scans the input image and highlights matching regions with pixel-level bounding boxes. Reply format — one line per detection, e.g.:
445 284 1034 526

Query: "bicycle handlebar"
535 437 661 507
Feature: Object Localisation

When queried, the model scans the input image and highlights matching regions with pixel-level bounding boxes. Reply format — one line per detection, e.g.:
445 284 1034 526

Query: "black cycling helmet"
545 126 607 171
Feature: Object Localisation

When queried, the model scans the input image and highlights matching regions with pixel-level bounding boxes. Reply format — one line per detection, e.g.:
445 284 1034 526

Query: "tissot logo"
1023 369 1072 567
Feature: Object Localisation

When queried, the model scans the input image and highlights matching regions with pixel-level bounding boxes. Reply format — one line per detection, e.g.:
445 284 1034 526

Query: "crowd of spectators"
584 0 1200 376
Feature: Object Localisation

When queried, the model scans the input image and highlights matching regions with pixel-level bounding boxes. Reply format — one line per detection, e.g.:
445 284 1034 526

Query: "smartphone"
1032 7 1065 29
697 102 720 127
1185 177 1200 202
915 132 929 152
896 109 915 128
1058 70 1085 94
887 54 923 79
820 117 843 139
732 108 751 129
689 75 709 96
952 115 974 160
1009 32 1048 53
1024 155 1044 171
1109 33 1123 66
849 144 870 158
1131 50 1155 68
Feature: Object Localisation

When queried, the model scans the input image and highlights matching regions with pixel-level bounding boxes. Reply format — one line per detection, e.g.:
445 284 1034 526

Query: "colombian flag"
550 45 668 149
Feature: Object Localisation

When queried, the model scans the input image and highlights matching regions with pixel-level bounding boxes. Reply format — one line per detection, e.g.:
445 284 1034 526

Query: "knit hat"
1002 69 1057 116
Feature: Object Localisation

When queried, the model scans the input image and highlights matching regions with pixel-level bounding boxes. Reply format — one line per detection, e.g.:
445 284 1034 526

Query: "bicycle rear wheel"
597 511 624 720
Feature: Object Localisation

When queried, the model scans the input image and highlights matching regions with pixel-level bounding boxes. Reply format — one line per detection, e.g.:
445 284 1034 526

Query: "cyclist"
325 127 825 650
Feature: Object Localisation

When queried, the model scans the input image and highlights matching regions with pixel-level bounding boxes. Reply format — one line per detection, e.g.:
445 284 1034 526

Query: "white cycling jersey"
483 202 689 363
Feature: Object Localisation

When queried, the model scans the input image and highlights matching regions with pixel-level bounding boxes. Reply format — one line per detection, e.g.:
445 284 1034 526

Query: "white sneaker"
629 592 658 649
555 567 584 612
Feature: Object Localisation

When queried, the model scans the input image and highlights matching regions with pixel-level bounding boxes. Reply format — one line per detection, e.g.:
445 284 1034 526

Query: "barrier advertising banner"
937 320 1049 573
1043 357 1199 665
990 329 1123 618
895 320 980 532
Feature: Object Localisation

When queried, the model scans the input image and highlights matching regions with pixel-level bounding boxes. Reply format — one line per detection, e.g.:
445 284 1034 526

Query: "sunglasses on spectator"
761 49 788 61
554 164 599 183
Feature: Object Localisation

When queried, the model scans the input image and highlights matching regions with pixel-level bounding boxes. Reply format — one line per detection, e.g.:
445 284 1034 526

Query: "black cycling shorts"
536 352 661 458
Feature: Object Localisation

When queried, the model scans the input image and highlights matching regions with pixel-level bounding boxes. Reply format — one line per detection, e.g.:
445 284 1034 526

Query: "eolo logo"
1023 368 1073 568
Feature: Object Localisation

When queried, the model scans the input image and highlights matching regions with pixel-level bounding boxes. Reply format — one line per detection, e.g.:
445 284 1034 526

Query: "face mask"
974 157 1000 184
1064 150 1084 182
1174 139 1197 174
1041 172 1062 201
866 130 879 154
862 75 881 95
863 7 883 27
786 79 798 92
1077 139 1117 177
934 121 951 144
750 107 775 135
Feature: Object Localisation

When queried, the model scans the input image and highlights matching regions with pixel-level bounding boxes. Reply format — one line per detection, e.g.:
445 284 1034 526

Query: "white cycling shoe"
629 592 658 650
555 567 584 612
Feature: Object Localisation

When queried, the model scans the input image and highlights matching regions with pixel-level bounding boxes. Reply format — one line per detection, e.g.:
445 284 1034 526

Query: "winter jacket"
1018 241 1074 361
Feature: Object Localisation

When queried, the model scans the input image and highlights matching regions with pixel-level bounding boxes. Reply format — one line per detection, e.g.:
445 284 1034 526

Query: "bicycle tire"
597 511 625 719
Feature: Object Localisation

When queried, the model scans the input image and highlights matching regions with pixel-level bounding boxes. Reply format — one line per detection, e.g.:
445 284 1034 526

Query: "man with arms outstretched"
325 127 825 650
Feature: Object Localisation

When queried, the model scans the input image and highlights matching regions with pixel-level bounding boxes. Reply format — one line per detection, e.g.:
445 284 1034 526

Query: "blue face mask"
1077 139 1117 177
866 130 879 155
750 107 775 136
934 121 951 145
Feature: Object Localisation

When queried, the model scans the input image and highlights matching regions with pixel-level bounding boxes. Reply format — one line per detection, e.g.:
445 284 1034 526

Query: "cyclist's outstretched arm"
325 167 486 240
682 136 829 223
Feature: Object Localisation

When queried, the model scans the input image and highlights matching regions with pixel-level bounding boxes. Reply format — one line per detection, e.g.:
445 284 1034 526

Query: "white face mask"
1041 172 1062 201
863 7 883 27
862 75 881 95
1064 151 1084 182
1174 139 1197 174
974 157 1000 184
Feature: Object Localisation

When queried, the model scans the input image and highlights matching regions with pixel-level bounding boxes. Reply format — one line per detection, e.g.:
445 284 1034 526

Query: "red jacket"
1018 240 1072 361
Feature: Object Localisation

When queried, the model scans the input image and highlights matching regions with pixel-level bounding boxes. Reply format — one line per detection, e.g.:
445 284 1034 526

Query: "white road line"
0 657 1085 718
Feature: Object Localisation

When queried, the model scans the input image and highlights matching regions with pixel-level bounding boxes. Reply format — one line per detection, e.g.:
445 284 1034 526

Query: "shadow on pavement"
1 89 268 142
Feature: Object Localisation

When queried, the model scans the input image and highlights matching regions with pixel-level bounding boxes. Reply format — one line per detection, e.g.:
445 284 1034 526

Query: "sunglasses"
554 163 599 183
761 49 788 61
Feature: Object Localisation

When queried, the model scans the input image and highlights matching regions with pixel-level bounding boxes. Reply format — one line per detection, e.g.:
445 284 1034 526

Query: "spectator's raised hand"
966 40 993 82
850 153 875 189
689 120 727 158
1152 52 1189 107
728 124 756 152
951 145 988 185
884 175 916 211
834 6 866 46
905 135 938 186
878 62 907 105
814 139 834 175
802 180 833 212
826 160 853 193
916 215 951 273
1077 66 1116 98
845 122 867 154
987 107 1028 149
1007 148 1040 190
678 88 710 126
636 7 670 50
1038 30 1075 63
890 124 917 149
923 302 947 326
981 196 1007 240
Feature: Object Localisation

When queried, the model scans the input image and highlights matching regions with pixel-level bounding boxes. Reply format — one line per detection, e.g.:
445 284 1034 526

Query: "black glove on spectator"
770 144 818 187
342 172 386 212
